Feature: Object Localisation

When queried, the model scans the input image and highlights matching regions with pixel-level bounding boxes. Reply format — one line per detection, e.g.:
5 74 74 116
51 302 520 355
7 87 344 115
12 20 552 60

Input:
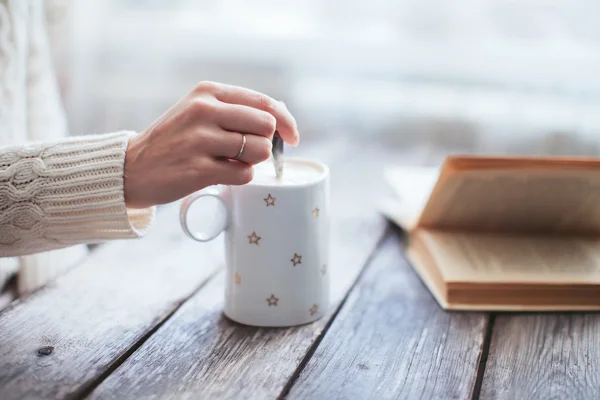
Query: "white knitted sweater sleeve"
0 130 155 257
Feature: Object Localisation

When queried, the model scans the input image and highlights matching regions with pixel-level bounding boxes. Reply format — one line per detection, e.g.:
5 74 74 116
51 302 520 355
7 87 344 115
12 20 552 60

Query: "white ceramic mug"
179 158 330 327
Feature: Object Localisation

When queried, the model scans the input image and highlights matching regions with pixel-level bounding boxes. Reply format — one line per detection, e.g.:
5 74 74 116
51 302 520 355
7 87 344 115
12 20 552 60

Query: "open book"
379 156 600 311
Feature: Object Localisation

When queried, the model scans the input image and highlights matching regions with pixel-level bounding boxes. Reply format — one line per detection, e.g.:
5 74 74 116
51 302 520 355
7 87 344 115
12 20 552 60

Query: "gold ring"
234 134 247 160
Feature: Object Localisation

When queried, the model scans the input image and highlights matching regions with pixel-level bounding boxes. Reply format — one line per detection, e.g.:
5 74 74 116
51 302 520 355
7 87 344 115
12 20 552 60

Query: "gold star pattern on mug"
266 294 279 306
264 194 276 207
321 264 327 276
309 304 319 316
234 272 241 285
291 253 302 266
248 232 261 245
312 207 319 218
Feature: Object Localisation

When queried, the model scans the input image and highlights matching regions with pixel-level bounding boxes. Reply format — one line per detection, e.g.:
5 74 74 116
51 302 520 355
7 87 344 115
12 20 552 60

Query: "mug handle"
179 188 229 242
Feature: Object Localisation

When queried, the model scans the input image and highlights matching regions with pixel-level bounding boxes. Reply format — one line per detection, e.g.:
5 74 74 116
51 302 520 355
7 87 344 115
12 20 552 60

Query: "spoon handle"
272 131 284 180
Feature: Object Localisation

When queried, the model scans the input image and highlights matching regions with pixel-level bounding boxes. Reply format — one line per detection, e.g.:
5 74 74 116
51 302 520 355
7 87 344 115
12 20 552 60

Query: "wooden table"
1 140 598 400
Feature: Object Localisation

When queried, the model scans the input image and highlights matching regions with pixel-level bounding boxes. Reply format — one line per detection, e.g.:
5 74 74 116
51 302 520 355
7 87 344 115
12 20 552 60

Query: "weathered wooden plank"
287 229 490 400
480 314 600 400
90 144 397 399
0 203 224 400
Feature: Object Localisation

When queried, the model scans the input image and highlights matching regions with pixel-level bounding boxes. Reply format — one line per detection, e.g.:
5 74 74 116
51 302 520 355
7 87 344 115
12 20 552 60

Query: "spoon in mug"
272 130 284 180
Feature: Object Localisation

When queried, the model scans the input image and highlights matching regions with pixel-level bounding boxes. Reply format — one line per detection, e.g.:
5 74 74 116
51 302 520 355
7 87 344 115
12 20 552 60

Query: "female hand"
123 81 299 208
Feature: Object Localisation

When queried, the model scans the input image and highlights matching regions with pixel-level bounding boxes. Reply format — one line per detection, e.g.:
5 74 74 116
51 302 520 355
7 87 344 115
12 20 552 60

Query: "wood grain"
90 144 398 399
0 203 223 400
287 229 489 400
480 314 600 400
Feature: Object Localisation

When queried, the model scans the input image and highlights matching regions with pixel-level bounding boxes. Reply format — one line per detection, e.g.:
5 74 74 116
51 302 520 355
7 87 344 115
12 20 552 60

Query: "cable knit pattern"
0 131 155 257
0 0 156 294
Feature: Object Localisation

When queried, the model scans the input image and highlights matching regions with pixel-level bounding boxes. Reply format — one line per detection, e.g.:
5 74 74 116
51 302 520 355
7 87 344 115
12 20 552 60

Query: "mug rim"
246 156 329 189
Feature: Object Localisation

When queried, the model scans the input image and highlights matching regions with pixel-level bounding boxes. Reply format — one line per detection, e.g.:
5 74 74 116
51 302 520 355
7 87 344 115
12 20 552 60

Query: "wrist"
124 133 144 208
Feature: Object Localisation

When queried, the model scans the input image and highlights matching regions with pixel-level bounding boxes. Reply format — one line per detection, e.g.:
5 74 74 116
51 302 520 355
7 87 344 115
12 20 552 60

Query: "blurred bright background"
46 0 600 157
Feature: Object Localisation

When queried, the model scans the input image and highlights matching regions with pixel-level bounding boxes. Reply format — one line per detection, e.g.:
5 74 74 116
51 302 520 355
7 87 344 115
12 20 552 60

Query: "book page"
418 229 600 284
444 155 600 171
378 166 439 231
418 162 600 234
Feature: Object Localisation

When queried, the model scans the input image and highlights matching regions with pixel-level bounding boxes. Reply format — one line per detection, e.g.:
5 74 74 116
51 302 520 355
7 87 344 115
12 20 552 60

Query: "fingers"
216 103 276 138
213 83 299 146
206 130 272 165
212 158 254 185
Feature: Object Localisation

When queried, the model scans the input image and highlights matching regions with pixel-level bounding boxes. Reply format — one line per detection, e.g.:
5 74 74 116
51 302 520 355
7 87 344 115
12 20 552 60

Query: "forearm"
0 131 155 257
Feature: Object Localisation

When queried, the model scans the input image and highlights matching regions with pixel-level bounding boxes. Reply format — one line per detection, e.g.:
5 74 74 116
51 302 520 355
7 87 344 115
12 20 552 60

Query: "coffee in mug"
180 157 330 327
250 159 324 185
